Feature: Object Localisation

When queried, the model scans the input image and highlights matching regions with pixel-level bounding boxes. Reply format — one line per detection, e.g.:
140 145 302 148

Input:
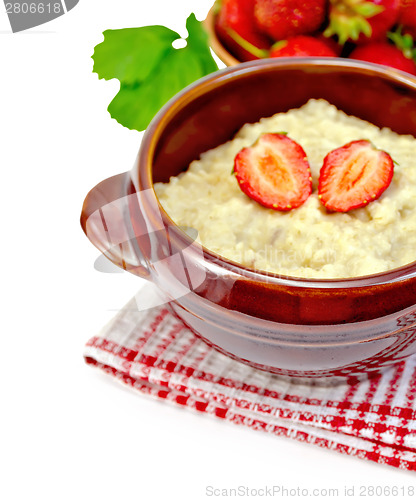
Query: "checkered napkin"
84 290 416 472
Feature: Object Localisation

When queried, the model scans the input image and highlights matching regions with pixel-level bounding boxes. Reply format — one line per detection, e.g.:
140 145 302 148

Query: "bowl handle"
80 172 150 279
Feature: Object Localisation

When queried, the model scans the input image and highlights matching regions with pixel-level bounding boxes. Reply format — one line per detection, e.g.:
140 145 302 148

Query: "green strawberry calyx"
388 27 416 61
324 0 385 45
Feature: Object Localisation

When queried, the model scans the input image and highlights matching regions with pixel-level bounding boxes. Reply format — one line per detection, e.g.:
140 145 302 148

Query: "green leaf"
93 14 219 132
92 26 180 83
185 13 219 74
108 43 207 131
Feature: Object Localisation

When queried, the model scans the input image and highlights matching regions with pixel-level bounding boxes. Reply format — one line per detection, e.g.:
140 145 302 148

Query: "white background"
2 1 416 499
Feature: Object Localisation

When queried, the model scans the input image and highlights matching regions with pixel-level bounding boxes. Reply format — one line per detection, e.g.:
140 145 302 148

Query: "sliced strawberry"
233 133 312 211
318 140 394 212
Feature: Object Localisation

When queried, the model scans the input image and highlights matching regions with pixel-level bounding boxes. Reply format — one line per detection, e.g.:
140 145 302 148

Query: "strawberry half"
318 140 394 212
233 133 312 211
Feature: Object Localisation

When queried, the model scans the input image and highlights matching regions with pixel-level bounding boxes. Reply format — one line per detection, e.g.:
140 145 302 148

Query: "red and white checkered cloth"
84 290 416 472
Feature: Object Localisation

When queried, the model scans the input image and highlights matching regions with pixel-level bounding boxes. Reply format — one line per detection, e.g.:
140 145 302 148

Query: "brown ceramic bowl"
81 59 416 383
204 5 240 66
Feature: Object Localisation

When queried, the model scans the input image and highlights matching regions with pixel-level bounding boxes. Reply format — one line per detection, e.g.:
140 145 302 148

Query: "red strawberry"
318 140 394 212
403 25 416 39
349 42 416 74
270 35 338 57
399 0 416 36
215 0 271 61
233 133 312 211
324 0 401 45
253 0 327 41
314 32 344 55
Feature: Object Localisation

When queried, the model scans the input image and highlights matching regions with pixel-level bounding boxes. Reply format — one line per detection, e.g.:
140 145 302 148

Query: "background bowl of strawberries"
205 0 416 75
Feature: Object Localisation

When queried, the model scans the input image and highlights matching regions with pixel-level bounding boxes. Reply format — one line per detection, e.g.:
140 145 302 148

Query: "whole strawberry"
254 0 327 41
313 32 344 55
270 35 338 57
215 0 271 61
349 42 416 74
324 0 401 45
398 0 416 38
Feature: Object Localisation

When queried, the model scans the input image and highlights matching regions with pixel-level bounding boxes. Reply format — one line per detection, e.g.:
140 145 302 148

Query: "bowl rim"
203 4 240 67
136 58 416 289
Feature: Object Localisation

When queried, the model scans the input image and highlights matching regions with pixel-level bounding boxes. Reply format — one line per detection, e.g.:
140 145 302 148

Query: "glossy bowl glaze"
204 6 240 66
82 59 416 383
